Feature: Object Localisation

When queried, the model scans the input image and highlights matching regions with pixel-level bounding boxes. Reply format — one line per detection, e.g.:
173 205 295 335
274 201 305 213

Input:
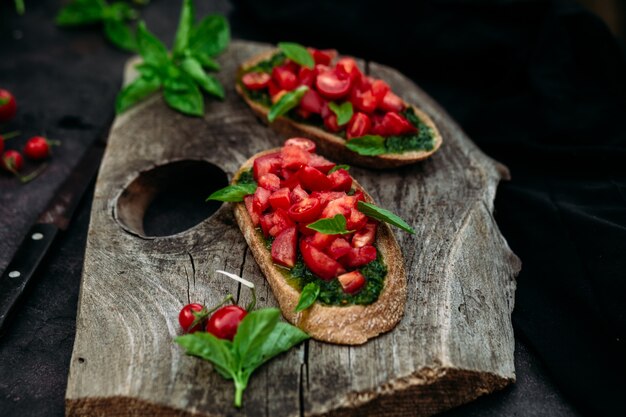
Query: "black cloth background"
231 0 626 416
0 0 624 416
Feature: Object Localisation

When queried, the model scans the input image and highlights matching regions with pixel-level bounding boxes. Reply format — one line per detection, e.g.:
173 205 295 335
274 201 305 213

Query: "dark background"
1 0 625 416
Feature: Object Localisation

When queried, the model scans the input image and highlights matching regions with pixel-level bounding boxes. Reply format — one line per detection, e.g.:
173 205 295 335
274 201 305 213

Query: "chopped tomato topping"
272 65 298 91
310 232 336 249
269 187 291 211
300 240 346 280
337 271 366 294
347 112 372 139
308 154 335 174
298 67 316 87
244 195 260 226
308 48 337 66
323 113 341 132
316 69 351 100
290 184 309 203
242 72 271 90
253 152 282 180
284 137 316 153
298 166 332 192
260 208 294 238
299 89 325 114
352 222 377 248
340 245 377 268
328 169 352 192
258 173 281 191
288 197 322 223
253 187 271 213
327 237 352 260
281 145 310 170
379 91 404 112
272 227 297 268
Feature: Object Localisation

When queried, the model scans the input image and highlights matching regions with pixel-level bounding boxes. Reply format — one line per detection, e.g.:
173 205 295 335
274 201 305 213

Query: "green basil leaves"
357 201 415 234
295 282 320 312
267 85 309 123
328 102 353 126
306 214 354 235
278 42 314 69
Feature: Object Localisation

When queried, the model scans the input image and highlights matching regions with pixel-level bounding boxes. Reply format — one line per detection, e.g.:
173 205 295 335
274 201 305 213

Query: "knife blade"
0 140 106 334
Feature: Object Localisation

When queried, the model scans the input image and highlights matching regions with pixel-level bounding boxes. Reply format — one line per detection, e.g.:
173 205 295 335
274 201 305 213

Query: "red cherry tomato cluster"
178 301 248 341
245 138 374 294
0 88 60 183
241 48 417 140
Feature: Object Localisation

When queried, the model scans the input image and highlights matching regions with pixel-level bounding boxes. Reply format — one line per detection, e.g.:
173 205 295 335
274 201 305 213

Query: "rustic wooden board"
65 40 520 417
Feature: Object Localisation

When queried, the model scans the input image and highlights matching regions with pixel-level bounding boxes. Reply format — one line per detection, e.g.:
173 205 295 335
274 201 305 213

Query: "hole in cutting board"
115 160 228 238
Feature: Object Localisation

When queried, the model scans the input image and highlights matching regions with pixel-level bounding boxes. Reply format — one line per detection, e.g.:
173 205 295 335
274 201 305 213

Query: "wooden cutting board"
65 40 520 417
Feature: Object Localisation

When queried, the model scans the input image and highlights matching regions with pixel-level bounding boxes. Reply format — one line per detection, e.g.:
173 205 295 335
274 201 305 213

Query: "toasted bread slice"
236 49 443 169
232 149 407 345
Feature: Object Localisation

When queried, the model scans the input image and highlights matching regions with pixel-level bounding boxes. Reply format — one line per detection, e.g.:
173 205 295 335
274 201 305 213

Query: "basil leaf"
115 75 160 114
181 57 225 99
15 0 25 15
135 62 160 79
328 164 350 174
295 282 320 312
234 308 281 368
105 2 136 20
328 102 353 126
103 19 137 51
136 21 170 68
357 201 415 234
163 76 204 116
193 52 221 71
56 1 105 26
206 183 256 202
307 214 354 235
278 42 314 69
268 85 308 123
189 15 230 57
175 332 235 380
253 321 309 366
173 0 194 57
345 135 387 156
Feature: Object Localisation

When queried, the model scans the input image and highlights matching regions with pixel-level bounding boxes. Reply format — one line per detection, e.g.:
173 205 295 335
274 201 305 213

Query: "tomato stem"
245 286 256 312
19 163 47 184
206 294 235 316
1 130 20 140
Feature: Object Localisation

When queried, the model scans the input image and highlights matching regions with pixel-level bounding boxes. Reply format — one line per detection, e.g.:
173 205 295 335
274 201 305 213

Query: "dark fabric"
232 0 626 416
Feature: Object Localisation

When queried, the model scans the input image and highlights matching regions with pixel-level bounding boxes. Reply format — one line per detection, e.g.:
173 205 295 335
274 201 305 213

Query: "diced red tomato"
346 208 367 231
299 89 325 114
300 240 346 280
379 91 404 112
339 246 377 268
328 169 352 192
321 196 356 219
350 88 378 114
271 227 297 268
314 64 331 76
290 184 309 203
244 195 260 226
347 112 372 139
337 271 366 294
320 101 332 119
353 190 366 202
285 137 316 153
310 191 347 208
272 65 299 91
308 154 336 174
335 58 363 85
269 187 291 211
242 72 271 90
323 114 341 133
298 166 332 192
253 187 271 213
316 69 351 100
253 152 282 180
352 222 377 248
268 80 281 98
261 208 295 238
288 197 322 223
298 222 316 236
379 112 417 136
295 108 312 119
310 232 335 249
298 67 316 87
258 173 281 191
327 237 352 260
309 48 337 66
281 145 310 170
371 80 390 103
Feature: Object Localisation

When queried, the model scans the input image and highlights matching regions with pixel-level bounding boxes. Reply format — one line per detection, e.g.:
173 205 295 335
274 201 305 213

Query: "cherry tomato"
328 169 352 192
242 72 271 90
300 239 345 280
24 136 53 160
308 48 337 66
350 88 377 114
337 271 366 294
206 305 248 341
379 112 417 136
335 58 363 84
316 70 351 100
1 150 23 173
347 112 372 139
299 89 325 114
271 226 298 268
352 222 377 248
284 137 316 153
298 67 316 87
379 91 404 112
339 245 377 268
297 166 332 192
290 184 309 203
371 80 390 103
346 208 368 231
178 303 206 333
0 89 17 123
272 65 298 91
288 197 322 223
323 113 341 133
321 195 356 219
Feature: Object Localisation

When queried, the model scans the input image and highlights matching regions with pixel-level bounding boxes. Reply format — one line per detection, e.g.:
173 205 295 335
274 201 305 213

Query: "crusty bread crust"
233 149 407 345
235 49 443 169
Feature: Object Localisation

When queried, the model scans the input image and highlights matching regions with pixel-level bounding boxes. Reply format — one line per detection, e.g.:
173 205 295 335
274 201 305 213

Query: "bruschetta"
235 45 443 169
212 138 407 345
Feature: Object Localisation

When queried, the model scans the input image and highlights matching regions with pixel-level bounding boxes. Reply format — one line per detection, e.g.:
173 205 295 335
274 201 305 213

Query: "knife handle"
0 223 59 334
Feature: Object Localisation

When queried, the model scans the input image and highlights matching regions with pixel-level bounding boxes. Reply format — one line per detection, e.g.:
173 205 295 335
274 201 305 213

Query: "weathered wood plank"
65 40 519 417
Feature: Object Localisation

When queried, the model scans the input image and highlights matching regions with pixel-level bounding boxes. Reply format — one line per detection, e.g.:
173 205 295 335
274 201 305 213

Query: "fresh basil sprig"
328 164 350 174
295 282 320 312
307 214 354 235
115 0 229 116
357 201 415 234
267 85 309 123
56 0 138 51
345 135 387 156
175 308 309 408
278 42 314 69
14 0 25 15
207 183 257 202
328 102 353 126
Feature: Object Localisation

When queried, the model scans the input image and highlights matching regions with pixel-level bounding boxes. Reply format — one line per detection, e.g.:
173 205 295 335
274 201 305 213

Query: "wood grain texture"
65 40 520 417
